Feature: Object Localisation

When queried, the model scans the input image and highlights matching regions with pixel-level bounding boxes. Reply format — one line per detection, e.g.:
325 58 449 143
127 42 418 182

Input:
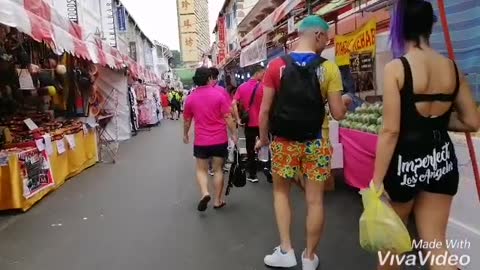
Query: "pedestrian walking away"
371 1 480 269
256 15 352 270
233 64 270 183
160 90 171 120
207 67 232 175
183 67 238 212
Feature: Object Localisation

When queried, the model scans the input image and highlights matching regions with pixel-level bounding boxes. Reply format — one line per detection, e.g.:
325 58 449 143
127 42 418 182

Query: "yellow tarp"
335 19 377 66
0 130 98 211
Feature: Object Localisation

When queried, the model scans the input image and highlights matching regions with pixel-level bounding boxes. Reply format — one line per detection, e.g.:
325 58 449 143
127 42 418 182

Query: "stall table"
339 128 377 189
0 130 98 211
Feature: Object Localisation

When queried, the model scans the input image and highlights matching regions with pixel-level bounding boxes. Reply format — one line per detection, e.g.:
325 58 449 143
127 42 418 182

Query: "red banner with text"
217 16 227 66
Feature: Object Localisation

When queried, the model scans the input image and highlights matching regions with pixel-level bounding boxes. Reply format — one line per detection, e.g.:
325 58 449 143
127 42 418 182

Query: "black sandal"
197 195 211 212
213 202 226 209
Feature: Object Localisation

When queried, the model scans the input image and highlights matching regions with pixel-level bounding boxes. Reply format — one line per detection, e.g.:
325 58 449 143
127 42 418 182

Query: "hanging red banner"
217 16 227 65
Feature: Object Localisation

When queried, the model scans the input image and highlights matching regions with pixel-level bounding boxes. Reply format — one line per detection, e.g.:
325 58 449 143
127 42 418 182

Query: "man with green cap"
256 15 351 269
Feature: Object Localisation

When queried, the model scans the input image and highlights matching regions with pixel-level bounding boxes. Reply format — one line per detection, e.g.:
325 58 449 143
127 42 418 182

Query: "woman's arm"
448 73 480 132
372 61 402 188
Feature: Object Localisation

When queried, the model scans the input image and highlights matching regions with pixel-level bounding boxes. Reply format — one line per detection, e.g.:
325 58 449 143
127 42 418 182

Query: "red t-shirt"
160 94 169 107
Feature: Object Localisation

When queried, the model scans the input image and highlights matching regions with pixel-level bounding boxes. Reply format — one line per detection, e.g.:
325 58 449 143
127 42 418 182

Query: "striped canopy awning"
0 0 161 83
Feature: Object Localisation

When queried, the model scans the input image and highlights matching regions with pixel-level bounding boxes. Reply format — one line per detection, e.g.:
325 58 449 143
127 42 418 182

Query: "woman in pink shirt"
183 67 238 211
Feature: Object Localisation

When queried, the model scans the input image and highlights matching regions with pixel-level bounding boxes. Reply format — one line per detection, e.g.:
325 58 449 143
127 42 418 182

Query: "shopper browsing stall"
256 15 351 270
183 67 238 212
370 1 480 269
233 64 268 183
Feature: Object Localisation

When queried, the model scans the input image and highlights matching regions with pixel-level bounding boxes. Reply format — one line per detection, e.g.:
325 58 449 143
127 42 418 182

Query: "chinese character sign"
177 0 194 14
181 33 199 62
179 14 196 33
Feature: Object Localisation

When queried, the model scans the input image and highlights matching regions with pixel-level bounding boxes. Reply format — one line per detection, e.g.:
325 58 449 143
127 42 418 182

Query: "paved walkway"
0 121 376 270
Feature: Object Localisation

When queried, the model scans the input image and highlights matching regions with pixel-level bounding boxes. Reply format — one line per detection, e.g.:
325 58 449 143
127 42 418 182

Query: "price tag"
56 139 66 154
0 155 8 166
288 17 295 34
43 134 54 156
35 139 45 151
24 118 39 130
65 134 76 149
18 69 35 90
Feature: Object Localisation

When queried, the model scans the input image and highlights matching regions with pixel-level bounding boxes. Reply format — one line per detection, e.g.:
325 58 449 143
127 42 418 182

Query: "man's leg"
273 173 293 251
304 179 325 259
264 140 299 268
211 156 226 206
301 139 331 269
245 127 259 182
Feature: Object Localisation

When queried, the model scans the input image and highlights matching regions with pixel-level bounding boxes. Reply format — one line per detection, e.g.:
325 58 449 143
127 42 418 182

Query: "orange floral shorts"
271 138 332 182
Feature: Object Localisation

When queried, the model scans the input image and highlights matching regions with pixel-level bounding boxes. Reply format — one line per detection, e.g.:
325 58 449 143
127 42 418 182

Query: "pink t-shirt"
234 79 263 127
214 84 232 104
184 85 231 146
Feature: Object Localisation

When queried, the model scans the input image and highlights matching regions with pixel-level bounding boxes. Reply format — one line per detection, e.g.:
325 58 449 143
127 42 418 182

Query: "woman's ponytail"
389 0 436 58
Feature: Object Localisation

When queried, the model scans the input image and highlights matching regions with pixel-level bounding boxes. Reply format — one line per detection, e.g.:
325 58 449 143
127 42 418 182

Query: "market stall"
135 82 161 127
0 126 97 211
0 25 100 211
0 0 162 211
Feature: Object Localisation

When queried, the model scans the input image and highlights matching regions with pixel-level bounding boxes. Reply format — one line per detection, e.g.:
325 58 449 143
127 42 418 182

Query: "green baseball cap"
298 15 329 32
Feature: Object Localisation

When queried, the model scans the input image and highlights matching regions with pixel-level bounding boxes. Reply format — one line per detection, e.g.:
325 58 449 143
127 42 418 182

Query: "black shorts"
194 143 228 159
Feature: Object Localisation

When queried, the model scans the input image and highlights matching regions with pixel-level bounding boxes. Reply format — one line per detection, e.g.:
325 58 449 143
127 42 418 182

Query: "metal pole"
307 0 313 14
437 0 480 201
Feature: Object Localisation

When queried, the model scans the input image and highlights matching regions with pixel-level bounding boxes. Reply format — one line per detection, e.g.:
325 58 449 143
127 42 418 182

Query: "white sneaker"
264 246 297 268
301 250 319 270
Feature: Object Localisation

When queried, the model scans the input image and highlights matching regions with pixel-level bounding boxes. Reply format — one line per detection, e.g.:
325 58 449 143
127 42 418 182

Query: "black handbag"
226 146 246 195
240 83 260 125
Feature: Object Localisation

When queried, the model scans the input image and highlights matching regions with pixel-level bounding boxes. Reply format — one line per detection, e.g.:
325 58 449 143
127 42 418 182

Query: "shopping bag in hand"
359 182 412 254
226 146 246 196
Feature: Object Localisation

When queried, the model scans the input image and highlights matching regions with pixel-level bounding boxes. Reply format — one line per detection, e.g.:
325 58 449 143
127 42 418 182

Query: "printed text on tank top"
393 57 459 188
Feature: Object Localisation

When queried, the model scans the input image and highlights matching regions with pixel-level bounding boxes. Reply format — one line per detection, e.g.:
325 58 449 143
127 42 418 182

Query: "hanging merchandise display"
127 86 139 135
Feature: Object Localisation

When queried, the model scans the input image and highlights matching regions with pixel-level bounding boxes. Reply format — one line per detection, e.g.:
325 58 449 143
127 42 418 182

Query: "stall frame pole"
437 0 480 201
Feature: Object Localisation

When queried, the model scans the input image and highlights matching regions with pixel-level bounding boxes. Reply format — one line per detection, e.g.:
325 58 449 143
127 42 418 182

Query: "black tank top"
385 57 460 189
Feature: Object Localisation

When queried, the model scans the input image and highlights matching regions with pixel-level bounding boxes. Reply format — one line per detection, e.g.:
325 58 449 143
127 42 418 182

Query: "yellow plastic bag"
359 182 412 254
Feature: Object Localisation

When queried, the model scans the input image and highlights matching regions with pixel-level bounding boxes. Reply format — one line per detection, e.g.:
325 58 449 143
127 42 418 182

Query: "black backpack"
270 55 327 141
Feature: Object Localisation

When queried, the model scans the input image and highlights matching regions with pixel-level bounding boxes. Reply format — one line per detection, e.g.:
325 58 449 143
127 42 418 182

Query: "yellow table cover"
0 130 98 211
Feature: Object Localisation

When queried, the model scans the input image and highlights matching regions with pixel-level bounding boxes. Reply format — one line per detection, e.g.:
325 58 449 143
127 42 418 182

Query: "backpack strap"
247 82 260 109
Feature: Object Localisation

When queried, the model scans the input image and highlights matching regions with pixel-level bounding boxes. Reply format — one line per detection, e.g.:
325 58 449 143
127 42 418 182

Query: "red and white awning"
0 0 161 84
240 0 302 47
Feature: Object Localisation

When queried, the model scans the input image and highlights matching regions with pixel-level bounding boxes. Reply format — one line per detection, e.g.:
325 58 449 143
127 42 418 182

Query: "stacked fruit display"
340 103 383 134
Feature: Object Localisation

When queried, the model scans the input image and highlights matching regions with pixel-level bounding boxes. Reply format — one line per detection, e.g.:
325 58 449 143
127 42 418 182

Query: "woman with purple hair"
371 0 479 269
